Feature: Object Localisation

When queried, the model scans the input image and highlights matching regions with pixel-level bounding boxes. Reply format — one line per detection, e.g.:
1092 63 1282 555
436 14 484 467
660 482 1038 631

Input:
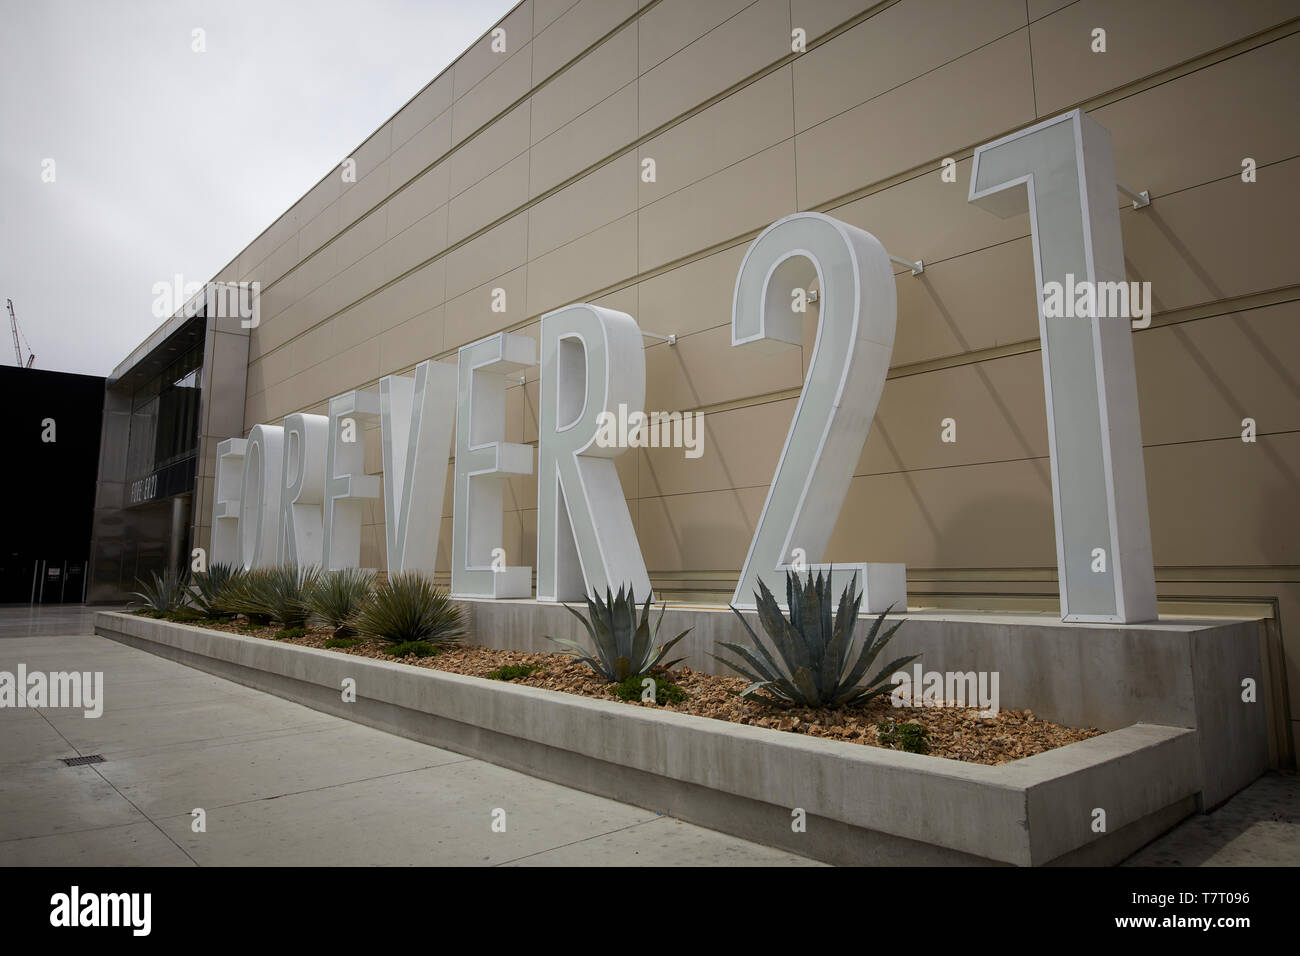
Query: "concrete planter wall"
458 598 1269 810
96 610 1230 865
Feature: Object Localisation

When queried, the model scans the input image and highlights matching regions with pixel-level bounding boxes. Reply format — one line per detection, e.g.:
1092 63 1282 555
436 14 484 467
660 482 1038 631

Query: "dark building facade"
0 366 104 603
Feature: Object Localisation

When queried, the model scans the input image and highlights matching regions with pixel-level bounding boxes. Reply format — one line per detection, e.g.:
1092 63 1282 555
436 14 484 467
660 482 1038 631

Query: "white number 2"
729 212 905 611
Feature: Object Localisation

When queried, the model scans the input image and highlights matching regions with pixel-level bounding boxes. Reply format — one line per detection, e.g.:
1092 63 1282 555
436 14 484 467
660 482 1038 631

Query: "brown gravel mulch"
198 619 1102 766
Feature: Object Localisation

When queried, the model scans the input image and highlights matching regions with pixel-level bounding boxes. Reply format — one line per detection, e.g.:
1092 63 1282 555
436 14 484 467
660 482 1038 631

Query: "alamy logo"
1041 273 1152 329
890 665 1000 717
0 666 103 718
594 403 703 459
151 274 261 328
50 886 151 936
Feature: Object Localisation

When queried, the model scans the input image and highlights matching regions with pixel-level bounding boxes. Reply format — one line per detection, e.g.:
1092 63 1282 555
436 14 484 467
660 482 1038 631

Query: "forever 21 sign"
211 110 1157 625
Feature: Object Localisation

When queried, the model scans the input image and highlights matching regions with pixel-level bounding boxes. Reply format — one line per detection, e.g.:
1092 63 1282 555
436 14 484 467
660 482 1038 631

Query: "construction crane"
5 299 35 368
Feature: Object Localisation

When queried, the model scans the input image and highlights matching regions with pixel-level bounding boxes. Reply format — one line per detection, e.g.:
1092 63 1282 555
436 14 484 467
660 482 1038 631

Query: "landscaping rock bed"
192 617 1101 765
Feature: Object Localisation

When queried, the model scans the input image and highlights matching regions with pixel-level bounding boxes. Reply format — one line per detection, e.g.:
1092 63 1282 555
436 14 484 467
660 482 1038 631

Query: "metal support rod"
888 252 924 276
641 330 677 346
1118 182 1150 209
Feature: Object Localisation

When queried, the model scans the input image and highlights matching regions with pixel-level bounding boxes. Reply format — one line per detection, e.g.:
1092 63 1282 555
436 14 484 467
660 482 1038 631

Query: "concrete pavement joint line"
490 814 682 867
35 697 202 865
0 704 198 863
142 758 478 821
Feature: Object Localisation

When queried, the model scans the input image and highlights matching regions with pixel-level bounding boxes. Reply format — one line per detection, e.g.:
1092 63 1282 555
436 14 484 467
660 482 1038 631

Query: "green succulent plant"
547 585 691 683
306 567 375 637
132 568 189 613
188 563 243 618
352 572 464 646
715 569 916 709
220 565 320 627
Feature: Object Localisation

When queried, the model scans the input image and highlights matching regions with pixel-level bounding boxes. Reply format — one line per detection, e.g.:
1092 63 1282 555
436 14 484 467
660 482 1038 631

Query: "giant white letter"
278 413 328 567
239 423 284 570
380 360 457 574
536 304 650 602
730 212 905 612
210 438 246 567
322 391 381 570
451 332 535 598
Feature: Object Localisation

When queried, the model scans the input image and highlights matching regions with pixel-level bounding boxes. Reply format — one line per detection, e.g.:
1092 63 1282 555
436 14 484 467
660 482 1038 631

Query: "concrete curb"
96 611 1201 865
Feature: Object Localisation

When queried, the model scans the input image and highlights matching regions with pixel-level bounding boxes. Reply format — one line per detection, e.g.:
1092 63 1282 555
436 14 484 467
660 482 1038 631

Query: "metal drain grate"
61 755 105 767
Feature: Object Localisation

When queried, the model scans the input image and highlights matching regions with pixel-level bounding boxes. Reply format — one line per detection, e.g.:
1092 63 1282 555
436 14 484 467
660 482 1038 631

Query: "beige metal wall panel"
529 82 638 198
530 22 638 144
796 29 1035 207
888 237 1040 367
444 214 529 300
636 243 747 341
535 0 579 34
639 398 792 499
448 103 530 198
639 140 797 271
453 1 535 100
1134 303 1300 446
1145 434 1300 567
638 485 767 572
532 0 637 85
391 74 453 149
525 212 638 317
333 209 389 271
1029 0 1300 116
443 264 528 352
860 353 1054 477
643 321 804 411
298 201 340 257
1098 34 1300 197
452 42 534 146
339 159 391 228
793 0 1026 133
528 152 638 257
828 460 1059 568
1122 156 1300 313
1028 0 1073 21
639 67 794 206
379 306 445 378
638 0 755 74
386 162 451 239
638 0 790 134
790 0 879 41
389 107 452 189
448 152 530 245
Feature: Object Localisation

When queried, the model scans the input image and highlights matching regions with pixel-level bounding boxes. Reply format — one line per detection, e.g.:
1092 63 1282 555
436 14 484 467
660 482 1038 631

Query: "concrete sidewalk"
0 618 817 866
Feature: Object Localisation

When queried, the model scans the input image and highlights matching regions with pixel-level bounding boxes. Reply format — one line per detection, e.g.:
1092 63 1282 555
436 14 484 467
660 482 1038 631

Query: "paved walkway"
0 606 815 866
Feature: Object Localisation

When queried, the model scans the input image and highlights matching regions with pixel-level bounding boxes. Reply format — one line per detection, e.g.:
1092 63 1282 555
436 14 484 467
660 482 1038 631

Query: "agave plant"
132 568 189 613
220 565 320 627
352 572 464 646
188 563 243 618
547 585 691 683
307 568 375 637
715 570 917 709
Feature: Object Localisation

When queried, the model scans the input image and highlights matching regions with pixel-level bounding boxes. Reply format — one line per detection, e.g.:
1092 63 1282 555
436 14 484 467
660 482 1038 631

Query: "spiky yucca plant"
307 568 375 637
189 563 243 618
715 570 916 709
220 565 320 627
132 568 189 613
352 572 464 646
547 585 690 683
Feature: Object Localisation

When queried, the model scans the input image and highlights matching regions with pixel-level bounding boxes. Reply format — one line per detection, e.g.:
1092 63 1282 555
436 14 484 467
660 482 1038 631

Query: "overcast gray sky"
0 0 515 376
